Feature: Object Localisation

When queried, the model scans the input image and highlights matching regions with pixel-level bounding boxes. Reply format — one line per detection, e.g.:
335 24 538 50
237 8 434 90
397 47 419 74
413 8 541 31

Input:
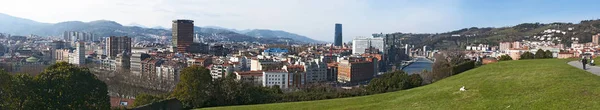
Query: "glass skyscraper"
334 23 343 46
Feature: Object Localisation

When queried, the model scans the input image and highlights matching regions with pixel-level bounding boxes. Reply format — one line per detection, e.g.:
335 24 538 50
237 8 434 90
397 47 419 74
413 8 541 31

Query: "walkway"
568 61 600 76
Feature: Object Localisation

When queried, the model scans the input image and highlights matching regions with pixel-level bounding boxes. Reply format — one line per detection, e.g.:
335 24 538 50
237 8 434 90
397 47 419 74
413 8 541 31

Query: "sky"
1 0 600 42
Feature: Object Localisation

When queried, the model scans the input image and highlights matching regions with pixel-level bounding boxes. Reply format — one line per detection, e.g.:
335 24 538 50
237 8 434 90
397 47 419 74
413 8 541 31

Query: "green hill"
202 59 600 110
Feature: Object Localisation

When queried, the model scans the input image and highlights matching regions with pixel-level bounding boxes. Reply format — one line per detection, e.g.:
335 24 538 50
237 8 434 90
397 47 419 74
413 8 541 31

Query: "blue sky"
1 0 600 42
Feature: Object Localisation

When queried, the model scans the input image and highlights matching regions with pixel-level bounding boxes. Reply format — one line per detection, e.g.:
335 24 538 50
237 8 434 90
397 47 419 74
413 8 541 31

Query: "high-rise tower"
334 23 343 46
172 20 194 53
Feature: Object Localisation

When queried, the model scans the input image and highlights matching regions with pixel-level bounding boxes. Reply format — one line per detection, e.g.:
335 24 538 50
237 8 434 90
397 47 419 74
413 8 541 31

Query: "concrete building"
172 20 194 53
130 53 149 76
593 34 600 46
499 42 512 51
156 61 184 82
250 58 280 71
301 60 327 83
69 42 85 66
334 23 343 46
235 71 263 85
263 70 289 89
115 54 130 71
106 36 132 59
283 65 305 88
352 37 385 55
54 49 71 62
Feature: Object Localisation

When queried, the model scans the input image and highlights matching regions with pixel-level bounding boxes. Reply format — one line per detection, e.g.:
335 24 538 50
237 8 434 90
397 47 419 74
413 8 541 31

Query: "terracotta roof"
110 97 134 107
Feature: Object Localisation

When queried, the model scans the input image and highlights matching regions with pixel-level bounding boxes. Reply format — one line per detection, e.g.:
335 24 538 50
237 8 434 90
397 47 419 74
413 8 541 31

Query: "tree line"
135 65 425 109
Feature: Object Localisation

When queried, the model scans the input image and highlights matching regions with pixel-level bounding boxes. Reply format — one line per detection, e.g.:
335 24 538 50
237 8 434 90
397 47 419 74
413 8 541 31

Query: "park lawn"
201 59 600 110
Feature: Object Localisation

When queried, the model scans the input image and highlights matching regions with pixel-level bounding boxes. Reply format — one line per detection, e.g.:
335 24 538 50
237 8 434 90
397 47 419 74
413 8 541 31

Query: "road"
568 61 600 76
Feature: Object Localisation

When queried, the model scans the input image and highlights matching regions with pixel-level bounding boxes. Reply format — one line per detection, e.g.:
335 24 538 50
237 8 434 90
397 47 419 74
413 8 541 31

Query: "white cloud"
0 0 462 42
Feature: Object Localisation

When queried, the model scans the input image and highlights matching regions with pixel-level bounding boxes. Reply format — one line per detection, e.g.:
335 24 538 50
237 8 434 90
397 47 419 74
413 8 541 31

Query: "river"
402 57 433 75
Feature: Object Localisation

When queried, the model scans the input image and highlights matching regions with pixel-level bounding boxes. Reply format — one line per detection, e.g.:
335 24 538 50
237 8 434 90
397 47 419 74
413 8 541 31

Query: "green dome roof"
26 56 39 63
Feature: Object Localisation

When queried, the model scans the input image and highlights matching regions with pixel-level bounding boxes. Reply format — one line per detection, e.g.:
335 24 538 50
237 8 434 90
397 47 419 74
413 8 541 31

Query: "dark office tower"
106 36 132 59
334 23 343 46
172 20 194 53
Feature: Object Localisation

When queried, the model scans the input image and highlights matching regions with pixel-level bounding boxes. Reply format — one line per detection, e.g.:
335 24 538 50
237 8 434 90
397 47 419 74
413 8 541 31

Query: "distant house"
558 52 575 59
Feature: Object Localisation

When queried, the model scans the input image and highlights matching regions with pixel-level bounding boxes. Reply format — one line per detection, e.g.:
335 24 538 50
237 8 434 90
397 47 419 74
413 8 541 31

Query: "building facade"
172 20 194 53
334 23 343 46
69 42 85 66
352 37 385 55
263 71 289 89
337 58 374 83
106 36 132 59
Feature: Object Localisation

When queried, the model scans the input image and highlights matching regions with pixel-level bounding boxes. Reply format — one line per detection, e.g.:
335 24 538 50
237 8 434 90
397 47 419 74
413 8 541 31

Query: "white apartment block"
352 37 385 54
263 71 289 89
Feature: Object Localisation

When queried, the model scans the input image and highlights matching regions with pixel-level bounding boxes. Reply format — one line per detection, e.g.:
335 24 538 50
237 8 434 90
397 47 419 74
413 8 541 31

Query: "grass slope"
203 59 600 110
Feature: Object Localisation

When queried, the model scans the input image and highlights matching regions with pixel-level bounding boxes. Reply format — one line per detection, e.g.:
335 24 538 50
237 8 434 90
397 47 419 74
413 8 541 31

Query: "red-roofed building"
110 97 134 109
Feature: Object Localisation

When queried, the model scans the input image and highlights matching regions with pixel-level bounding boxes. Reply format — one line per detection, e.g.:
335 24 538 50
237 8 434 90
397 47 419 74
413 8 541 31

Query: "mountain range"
0 13 322 43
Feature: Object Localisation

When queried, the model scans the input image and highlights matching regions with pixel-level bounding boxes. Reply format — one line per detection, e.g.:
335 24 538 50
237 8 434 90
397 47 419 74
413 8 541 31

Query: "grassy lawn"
201 59 600 110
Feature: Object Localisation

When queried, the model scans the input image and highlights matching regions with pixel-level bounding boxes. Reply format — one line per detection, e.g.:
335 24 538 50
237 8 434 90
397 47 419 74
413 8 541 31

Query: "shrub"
499 55 513 61
520 51 535 60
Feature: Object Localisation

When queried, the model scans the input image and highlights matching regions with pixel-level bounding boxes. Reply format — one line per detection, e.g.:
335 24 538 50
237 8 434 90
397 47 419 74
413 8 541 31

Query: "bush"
520 52 535 60
535 49 546 59
367 71 410 94
408 74 423 88
452 60 475 75
499 55 513 61
545 50 553 58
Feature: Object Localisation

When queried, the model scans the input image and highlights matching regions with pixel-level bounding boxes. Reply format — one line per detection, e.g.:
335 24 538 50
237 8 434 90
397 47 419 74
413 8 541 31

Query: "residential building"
69 42 85 65
141 58 164 80
283 65 305 88
54 49 70 62
172 20 194 53
235 71 263 85
301 60 327 83
334 23 343 46
106 36 132 59
115 54 130 71
187 57 212 67
499 42 512 51
327 62 338 82
130 53 149 76
250 58 280 71
263 70 289 89
593 34 600 46
210 60 234 79
156 61 184 82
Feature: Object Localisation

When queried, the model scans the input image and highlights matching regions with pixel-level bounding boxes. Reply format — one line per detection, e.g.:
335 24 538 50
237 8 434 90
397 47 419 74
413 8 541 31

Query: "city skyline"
2 0 600 42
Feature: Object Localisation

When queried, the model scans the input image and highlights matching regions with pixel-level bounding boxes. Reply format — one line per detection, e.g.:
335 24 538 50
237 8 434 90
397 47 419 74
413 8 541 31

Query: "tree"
408 74 423 88
171 65 212 108
498 55 513 61
6 74 38 109
545 50 553 58
535 49 546 59
520 52 535 60
367 71 410 93
0 70 13 109
34 62 110 109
